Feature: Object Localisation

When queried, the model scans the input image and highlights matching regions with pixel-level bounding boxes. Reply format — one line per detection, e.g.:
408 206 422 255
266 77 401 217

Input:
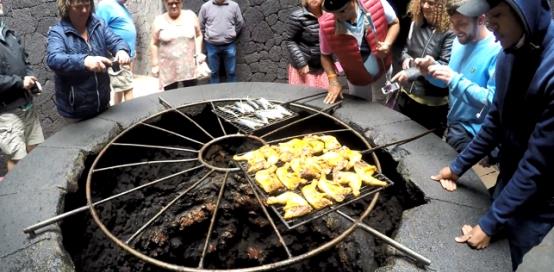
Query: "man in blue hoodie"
431 0 554 270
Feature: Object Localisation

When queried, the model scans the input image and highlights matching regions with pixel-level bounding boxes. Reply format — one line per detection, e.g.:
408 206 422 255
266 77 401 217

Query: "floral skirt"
287 65 329 89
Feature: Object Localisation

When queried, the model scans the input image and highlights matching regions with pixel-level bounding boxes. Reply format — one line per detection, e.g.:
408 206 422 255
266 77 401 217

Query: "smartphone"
111 60 121 72
381 82 400 95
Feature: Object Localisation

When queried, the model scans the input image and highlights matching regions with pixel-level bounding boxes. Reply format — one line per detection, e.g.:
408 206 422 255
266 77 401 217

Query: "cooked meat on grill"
317 176 352 202
266 191 313 219
275 163 307 190
319 135 342 150
290 156 322 180
303 135 325 154
254 166 284 193
336 146 363 170
301 180 333 209
354 162 387 187
333 171 362 197
234 145 279 173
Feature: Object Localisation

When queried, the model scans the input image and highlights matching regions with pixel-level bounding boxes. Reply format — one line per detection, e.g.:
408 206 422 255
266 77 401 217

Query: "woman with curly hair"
391 0 454 136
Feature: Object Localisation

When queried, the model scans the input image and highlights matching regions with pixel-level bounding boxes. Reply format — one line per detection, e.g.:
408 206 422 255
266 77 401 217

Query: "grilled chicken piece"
319 135 341 151
266 192 313 219
317 176 352 202
275 163 307 190
301 180 333 209
354 162 387 187
334 171 362 197
317 151 348 174
290 157 322 180
234 145 279 173
336 147 362 170
303 135 325 155
254 166 284 193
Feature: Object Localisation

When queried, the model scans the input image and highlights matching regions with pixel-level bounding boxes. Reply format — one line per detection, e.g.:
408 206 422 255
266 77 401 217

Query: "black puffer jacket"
0 21 32 113
285 7 322 70
401 21 455 99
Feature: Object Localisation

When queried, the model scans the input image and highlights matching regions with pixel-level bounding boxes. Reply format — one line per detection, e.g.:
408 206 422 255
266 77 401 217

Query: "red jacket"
319 0 392 85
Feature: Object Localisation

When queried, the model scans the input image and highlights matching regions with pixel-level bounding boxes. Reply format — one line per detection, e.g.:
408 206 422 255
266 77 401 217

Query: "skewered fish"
234 101 256 113
266 191 313 219
301 180 333 209
256 98 273 110
255 166 284 193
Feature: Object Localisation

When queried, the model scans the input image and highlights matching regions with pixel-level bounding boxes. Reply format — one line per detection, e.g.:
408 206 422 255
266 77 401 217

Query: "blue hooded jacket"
47 15 129 119
450 0 554 236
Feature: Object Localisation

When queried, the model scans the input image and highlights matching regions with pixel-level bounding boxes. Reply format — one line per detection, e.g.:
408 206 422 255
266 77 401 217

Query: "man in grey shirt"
199 0 244 83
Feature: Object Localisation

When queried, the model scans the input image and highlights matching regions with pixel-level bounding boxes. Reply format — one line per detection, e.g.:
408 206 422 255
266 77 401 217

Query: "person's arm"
46 28 88 74
449 55 497 109
321 54 342 104
150 17 161 77
198 6 206 36
284 11 308 70
478 94 554 236
193 13 204 61
234 5 244 35
102 22 130 62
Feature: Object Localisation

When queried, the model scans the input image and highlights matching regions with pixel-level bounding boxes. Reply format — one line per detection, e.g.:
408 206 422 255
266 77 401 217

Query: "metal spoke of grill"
211 101 228 136
361 128 436 155
244 174 293 258
159 97 215 140
24 165 204 235
198 171 230 268
140 122 205 145
111 143 198 153
126 170 215 244
279 92 326 107
265 128 352 144
93 158 198 173
259 102 343 139
336 210 431 266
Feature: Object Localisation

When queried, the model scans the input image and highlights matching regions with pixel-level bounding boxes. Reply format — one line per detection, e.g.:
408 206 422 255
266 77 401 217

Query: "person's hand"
196 53 206 64
84 56 112 73
151 65 160 77
391 70 408 84
375 41 390 59
428 64 454 84
324 81 342 104
431 166 459 191
22 76 38 91
455 224 491 249
414 55 436 75
299 65 310 76
402 58 413 70
114 50 131 65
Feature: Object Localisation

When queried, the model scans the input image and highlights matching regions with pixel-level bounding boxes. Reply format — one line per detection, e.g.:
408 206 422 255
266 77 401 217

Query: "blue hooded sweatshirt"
449 0 554 236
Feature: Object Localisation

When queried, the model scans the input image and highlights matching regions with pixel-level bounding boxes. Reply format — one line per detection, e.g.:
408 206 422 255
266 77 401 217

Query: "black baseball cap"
456 0 503 17
322 0 350 12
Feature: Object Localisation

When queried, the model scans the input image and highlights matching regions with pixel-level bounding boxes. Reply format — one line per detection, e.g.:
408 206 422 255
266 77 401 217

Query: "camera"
30 81 42 95
111 60 121 72
381 81 400 95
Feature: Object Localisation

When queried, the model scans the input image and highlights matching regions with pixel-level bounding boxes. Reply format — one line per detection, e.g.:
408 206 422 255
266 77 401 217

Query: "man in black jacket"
0 7 44 176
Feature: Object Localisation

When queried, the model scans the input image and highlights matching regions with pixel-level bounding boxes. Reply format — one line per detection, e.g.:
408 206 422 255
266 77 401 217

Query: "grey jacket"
198 0 244 45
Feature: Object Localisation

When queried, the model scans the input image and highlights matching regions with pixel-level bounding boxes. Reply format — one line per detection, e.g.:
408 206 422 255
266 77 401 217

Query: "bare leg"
7 159 18 172
123 89 134 101
113 92 124 105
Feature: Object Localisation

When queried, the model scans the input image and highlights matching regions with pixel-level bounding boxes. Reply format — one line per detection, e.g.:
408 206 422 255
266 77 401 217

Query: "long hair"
407 0 450 32
56 0 95 19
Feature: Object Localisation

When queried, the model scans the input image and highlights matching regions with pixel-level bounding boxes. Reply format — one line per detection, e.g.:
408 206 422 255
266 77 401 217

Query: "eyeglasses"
69 2 91 9
165 1 181 6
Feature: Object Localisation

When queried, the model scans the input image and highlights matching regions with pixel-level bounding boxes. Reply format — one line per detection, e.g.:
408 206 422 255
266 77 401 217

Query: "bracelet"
327 74 337 79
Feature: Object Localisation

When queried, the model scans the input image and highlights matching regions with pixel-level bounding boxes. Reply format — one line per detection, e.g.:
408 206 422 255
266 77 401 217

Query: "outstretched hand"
414 55 436 75
431 166 458 191
455 224 491 250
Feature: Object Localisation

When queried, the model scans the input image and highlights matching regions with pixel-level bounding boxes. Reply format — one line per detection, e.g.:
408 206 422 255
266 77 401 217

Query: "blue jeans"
205 42 237 83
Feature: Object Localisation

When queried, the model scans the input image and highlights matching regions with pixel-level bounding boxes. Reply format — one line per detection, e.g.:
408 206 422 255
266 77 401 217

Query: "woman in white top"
151 0 204 90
